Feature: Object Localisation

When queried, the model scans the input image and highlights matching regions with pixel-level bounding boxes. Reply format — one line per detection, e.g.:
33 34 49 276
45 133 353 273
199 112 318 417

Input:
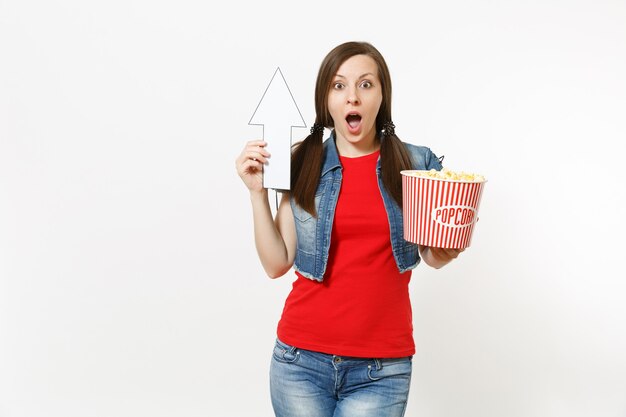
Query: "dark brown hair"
291 41 413 216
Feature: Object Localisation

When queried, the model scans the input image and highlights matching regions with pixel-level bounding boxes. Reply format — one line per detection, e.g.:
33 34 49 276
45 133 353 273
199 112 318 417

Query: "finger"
246 145 271 158
444 248 463 258
246 149 271 163
246 140 267 148
428 247 456 261
236 147 269 166
236 156 255 172
236 140 267 158
242 158 265 173
245 142 269 158
239 156 261 170
249 150 270 161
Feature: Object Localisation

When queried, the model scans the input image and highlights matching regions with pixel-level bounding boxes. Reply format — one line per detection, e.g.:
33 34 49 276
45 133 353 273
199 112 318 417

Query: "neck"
335 132 380 157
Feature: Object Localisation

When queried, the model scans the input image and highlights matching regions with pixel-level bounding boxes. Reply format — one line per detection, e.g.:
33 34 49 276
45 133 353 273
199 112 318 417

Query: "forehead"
334 54 379 78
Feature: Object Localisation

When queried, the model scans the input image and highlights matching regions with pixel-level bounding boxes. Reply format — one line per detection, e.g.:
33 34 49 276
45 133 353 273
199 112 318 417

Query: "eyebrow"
334 72 375 79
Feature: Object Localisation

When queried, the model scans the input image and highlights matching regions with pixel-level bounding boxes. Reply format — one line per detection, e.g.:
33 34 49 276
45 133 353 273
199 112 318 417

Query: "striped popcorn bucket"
401 170 486 249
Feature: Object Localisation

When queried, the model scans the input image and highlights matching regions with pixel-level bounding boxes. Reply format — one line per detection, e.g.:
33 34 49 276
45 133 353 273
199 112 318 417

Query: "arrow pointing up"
249 67 306 191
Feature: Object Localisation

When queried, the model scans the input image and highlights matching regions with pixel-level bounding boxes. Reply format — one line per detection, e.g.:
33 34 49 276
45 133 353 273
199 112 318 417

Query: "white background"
1 1 625 416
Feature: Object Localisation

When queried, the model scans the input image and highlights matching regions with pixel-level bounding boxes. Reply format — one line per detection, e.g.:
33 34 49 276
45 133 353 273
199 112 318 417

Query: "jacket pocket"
291 193 322 223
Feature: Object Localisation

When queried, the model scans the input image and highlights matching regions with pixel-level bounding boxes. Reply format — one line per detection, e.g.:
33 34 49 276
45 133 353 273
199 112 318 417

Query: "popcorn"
405 168 486 183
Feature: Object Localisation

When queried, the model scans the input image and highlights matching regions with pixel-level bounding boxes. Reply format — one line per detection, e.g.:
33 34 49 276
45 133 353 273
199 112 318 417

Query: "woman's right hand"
235 140 271 193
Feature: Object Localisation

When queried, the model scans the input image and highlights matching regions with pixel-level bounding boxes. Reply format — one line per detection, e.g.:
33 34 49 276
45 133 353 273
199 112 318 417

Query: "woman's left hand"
418 246 465 269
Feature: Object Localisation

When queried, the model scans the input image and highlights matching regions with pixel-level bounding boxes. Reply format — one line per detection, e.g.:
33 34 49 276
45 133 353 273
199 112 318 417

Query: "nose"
347 88 360 105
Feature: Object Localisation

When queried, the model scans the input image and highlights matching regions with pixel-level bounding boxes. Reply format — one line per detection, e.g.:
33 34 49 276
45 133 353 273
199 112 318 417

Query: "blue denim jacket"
290 132 443 282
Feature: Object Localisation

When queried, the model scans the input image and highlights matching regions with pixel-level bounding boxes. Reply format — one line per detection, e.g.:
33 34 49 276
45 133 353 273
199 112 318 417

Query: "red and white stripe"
402 174 486 249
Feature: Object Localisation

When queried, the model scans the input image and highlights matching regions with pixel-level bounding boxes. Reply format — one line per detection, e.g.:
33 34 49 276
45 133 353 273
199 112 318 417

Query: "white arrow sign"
249 67 306 190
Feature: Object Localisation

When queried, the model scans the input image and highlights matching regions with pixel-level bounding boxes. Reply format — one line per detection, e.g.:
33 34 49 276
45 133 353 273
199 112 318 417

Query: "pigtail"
379 123 413 208
291 123 325 217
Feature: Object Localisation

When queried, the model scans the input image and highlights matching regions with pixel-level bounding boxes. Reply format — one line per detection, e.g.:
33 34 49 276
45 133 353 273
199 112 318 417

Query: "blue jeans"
270 338 412 417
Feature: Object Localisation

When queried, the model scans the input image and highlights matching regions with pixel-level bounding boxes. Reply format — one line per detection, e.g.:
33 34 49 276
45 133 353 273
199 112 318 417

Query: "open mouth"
346 113 362 129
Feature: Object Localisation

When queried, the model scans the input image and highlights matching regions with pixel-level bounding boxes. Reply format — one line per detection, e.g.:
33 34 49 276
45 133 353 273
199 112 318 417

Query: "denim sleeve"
405 143 444 171
426 148 444 171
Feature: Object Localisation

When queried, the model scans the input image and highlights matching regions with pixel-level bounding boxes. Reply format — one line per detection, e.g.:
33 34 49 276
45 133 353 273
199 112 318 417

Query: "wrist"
249 188 268 203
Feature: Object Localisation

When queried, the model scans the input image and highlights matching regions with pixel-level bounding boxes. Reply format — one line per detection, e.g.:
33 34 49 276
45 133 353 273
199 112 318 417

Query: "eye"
333 82 345 90
360 80 373 88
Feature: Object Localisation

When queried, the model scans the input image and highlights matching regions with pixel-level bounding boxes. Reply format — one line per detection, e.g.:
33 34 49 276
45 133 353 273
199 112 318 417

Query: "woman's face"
327 54 383 155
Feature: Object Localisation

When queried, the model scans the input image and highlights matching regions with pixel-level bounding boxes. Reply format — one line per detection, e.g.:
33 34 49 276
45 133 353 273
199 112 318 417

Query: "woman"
235 41 463 417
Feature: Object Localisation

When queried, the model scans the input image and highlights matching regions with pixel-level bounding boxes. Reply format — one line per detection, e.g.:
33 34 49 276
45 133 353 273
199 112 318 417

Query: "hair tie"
310 123 324 135
381 121 395 137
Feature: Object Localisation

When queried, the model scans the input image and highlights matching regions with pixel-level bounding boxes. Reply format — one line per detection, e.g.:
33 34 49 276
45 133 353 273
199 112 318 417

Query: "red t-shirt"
277 150 415 358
